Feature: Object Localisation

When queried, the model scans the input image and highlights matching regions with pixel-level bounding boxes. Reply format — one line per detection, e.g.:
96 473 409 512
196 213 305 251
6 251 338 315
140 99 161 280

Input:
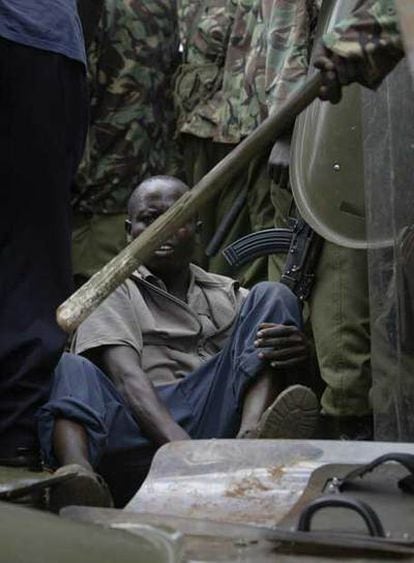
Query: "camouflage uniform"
72 0 182 282
322 0 403 89
176 0 318 286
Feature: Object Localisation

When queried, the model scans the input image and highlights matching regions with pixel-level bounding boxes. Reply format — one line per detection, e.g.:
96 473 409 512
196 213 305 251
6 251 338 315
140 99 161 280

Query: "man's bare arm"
87 345 190 446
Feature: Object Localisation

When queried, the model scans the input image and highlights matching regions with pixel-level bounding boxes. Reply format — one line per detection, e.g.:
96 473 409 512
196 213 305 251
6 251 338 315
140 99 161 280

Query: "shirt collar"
132 264 196 295
131 263 238 291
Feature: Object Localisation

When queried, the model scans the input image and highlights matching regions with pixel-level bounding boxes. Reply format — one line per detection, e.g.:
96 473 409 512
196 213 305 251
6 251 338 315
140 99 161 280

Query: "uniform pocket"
174 62 223 114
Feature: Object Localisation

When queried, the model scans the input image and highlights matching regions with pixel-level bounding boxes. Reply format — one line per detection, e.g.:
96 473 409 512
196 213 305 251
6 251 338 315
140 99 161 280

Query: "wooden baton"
57 73 322 333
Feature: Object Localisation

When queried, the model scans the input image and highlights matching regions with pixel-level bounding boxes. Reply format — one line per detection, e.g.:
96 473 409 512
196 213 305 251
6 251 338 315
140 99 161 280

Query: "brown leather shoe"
251 385 319 439
49 464 113 513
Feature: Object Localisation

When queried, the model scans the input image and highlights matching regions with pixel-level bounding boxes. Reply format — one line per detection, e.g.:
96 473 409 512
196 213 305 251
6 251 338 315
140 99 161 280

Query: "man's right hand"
254 323 309 368
314 44 363 104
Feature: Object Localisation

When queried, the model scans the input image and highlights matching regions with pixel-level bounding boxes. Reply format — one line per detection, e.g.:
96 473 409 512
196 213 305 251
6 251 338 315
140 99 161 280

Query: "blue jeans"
38 282 302 505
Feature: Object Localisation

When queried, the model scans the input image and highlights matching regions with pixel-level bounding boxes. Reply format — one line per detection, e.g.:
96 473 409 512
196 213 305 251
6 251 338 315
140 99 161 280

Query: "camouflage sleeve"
264 0 320 113
322 0 404 88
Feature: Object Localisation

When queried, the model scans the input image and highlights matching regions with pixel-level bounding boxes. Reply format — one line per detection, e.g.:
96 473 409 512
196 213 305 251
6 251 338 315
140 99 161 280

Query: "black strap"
297 496 386 538
338 453 414 494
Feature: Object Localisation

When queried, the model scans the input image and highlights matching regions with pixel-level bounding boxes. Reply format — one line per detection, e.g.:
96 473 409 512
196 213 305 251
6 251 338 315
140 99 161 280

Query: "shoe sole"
256 384 319 439
50 465 113 512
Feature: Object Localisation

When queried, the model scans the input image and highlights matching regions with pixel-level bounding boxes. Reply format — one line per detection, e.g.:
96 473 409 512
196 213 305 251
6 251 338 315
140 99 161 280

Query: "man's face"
128 180 196 276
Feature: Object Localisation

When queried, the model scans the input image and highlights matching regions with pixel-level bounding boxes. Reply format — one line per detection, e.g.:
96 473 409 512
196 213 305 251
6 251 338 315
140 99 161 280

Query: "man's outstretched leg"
174 282 319 441
38 353 158 508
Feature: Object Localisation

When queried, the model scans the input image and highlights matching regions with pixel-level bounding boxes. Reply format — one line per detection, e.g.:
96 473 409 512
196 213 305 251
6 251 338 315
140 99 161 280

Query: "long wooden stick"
57 73 322 332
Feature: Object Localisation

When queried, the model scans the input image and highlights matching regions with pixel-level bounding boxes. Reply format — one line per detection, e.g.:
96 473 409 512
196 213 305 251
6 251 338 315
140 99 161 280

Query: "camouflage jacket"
176 0 319 144
322 0 404 89
175 0 235 140
216 0 321 142
73 0 182 215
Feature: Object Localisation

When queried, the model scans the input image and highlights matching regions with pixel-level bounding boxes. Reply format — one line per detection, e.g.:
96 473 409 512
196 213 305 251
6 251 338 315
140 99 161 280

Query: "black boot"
317 414 373 440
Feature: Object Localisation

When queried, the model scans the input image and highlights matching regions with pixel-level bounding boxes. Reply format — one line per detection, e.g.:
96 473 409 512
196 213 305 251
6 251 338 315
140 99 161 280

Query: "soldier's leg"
182 134 250 274
182 133 224 269
309 242 371 426
182 134 273 286
0 40 87 457
206 151 273 287
268 180 293 281
236 155 275 287
72 212 127 287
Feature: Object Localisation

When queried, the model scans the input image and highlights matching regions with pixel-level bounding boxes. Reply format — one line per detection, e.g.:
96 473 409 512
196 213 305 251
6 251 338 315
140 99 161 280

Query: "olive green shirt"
72 264 248 386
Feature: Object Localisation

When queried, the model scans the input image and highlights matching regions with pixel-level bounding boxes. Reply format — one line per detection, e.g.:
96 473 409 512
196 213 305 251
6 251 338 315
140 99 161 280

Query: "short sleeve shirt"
0 0 86 64
72 264 249 386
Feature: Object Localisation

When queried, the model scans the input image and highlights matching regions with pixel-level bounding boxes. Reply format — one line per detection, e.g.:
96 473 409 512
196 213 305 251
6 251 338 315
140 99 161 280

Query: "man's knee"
243 281 302 328
53 352 105 390
248 281 298 307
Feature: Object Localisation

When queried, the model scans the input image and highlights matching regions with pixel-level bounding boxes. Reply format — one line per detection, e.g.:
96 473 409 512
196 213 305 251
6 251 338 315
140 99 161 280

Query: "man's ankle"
50 463 113 512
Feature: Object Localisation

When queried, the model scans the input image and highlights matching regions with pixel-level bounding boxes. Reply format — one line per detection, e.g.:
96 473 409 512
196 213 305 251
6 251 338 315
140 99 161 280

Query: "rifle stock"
222 228 292 268
223 217 324 303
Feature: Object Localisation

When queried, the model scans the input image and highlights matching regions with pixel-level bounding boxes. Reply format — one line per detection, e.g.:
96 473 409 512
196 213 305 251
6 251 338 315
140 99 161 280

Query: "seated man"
38 176 318 508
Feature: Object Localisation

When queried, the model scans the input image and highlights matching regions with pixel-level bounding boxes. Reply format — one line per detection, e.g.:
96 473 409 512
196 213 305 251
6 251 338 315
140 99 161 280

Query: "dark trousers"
0 38 88 455
38 282 303 506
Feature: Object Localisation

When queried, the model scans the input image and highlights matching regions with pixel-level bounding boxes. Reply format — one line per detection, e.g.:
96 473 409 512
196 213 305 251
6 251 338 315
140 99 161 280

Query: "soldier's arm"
314 0 404 103
267 0 321 188
267 129 293 190
86 345 191 445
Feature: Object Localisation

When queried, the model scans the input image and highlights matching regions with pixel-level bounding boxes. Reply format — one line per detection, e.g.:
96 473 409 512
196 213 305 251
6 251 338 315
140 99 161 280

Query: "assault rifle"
223 214 324 303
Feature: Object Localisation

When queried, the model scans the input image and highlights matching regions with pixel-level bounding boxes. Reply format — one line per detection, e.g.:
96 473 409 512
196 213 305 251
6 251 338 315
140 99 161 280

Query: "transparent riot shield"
362 58 414 441
290 0 366 249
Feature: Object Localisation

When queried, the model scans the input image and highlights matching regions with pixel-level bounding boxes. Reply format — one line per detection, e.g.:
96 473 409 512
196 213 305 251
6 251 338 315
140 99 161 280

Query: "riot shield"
363 38 414 438
290 0 366 249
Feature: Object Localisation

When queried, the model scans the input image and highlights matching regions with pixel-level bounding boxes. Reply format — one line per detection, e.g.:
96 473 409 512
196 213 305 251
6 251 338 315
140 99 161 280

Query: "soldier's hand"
314 43 362 104
268 131 292 190
254 323 308 368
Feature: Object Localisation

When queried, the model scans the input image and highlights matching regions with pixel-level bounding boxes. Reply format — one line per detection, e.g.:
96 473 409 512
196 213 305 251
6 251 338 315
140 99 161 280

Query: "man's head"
126 176 196 277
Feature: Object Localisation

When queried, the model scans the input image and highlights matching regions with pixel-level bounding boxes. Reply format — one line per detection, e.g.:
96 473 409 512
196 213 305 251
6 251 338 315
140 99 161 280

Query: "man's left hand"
267 131 292 190
254 323 308 368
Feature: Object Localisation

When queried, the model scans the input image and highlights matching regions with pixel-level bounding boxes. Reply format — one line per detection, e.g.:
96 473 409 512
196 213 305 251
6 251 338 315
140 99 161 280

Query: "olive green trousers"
271 179 371 417
309 242 371 417
182 134 277 288
71 212 127 284
183 135 376 414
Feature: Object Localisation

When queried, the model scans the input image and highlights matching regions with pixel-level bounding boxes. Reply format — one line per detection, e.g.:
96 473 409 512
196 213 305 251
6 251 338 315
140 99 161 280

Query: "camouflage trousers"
182 134 275 288
71 212 127 286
